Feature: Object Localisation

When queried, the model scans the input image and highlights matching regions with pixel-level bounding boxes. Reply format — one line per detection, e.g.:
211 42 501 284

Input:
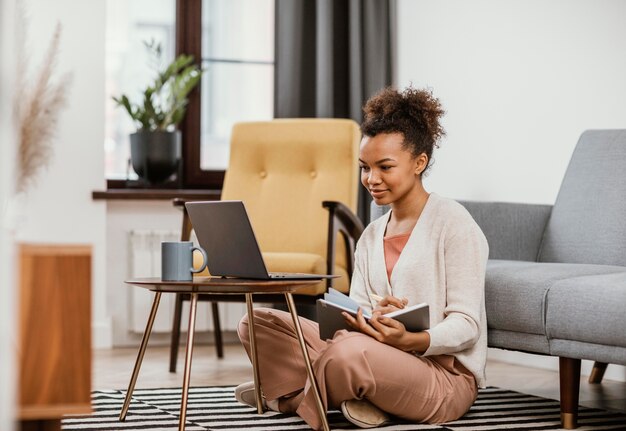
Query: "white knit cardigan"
349 193 489 387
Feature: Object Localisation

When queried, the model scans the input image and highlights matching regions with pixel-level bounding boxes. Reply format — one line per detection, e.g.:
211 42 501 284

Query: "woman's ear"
415 153 428 175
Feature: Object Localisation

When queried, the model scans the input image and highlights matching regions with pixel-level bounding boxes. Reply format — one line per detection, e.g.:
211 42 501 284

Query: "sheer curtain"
274 0 393 221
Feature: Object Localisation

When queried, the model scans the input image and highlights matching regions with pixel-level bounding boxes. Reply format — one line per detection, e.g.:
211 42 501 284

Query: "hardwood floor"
93 344 253 390
94 343 626 415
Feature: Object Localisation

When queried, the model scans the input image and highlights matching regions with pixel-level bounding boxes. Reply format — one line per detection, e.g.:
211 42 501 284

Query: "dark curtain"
274 0 393 223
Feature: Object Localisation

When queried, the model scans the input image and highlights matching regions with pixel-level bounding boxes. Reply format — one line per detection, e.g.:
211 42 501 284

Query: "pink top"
383 232 411 282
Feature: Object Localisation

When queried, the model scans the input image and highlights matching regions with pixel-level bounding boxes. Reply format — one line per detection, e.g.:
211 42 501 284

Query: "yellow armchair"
222 118 361 294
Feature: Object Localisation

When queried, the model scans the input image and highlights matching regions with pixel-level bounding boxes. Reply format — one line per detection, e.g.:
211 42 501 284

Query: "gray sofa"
371 129 626 429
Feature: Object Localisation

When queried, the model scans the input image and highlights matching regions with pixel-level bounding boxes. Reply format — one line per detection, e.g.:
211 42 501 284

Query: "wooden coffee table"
119 276 330 431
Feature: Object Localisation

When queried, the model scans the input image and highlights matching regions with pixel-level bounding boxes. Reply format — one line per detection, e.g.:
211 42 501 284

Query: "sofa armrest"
370 200 552 262
459 200 552 261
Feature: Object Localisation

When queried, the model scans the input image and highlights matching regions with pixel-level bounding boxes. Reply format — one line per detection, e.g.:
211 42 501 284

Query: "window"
179 0 275 187
105 0 176 179
200 0 274 171
105 0 275 188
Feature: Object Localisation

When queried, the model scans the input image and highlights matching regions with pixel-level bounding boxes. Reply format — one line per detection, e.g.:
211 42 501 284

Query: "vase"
130 130 181 184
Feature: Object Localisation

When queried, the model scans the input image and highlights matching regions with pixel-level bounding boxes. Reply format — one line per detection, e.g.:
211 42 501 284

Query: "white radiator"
127 229 247 334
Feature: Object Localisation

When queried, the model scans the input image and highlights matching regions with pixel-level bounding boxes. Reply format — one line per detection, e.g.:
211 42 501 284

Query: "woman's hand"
372 295 408 315
342 308 412 351
342 308 431 353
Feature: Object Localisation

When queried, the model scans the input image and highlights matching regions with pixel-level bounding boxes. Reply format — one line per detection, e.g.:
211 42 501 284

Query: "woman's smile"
369 188 388 198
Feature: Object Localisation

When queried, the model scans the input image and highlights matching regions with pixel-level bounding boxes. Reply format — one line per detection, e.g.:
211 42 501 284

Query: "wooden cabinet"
18 244 92 430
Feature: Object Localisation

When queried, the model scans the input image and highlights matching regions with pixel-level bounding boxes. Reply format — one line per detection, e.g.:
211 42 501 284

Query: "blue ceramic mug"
161 241 208 281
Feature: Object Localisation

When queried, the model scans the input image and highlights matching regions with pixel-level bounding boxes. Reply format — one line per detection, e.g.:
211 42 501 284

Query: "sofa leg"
588 361 608 384
559 357 581 429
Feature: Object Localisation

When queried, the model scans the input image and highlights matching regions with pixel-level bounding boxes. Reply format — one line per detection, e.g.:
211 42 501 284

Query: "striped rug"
62 386 626 430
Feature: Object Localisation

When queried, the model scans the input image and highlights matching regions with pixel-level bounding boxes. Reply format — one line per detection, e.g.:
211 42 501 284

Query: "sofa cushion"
538 130 626 266
485 260 626 335
546 272 626 349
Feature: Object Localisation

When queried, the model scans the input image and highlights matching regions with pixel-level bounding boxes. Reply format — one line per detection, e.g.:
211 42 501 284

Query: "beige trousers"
237 308 477 430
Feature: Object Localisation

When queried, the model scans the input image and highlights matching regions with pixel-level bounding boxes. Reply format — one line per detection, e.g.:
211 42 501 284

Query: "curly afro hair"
361 86 445 174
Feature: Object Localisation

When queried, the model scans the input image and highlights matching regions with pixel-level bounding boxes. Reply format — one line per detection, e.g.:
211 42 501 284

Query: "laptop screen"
185 201 271 279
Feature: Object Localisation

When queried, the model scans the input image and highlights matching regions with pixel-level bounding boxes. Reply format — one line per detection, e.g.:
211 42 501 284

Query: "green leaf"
175 66 201 100
112 95 133 118
170 102 189 127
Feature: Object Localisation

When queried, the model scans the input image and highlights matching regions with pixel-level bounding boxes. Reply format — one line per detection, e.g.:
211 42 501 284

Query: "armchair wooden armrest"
172 198 193 241
323 201 365 288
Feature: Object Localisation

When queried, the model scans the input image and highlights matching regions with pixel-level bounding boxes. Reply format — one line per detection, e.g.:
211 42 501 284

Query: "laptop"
185 200 337 280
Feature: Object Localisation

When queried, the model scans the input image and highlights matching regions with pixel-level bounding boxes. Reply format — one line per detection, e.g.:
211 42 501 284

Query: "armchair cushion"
538 130 626 266
263 252 326 274
263 251 349 295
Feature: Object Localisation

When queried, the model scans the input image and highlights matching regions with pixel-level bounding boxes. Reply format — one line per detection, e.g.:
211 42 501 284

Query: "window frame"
176 0 226 188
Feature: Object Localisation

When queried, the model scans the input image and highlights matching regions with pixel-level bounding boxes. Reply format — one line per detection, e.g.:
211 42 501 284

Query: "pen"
369 293 384 303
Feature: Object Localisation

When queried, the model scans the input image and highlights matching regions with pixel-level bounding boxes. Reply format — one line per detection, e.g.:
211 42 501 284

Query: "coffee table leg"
120 292 162 421
245 293 264 414
178 292 199 431
284 293 330 431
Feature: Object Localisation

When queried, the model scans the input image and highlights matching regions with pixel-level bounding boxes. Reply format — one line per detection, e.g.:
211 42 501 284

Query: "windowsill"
92 178 221 201
92 188 221 201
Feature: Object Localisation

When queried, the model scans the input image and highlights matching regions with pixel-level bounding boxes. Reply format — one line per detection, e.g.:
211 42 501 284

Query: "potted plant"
113 41 202 184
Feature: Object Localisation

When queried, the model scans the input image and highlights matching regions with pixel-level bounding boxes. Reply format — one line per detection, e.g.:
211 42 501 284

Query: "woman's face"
359 132 427 206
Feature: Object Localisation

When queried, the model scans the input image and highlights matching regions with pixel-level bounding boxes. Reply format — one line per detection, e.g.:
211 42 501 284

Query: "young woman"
235 87 489 430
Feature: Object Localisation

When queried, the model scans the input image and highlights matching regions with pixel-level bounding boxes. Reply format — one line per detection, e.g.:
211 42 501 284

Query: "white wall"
15 0 109 347
397 0 626 204
107 201 182 347
396 0 626 381
0 0 18 427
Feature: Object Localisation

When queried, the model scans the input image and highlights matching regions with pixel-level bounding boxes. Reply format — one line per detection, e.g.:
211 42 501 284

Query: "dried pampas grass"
14 11 73 194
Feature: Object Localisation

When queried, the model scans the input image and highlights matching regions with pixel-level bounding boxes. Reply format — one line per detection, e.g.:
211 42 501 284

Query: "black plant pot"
130 130 181 184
